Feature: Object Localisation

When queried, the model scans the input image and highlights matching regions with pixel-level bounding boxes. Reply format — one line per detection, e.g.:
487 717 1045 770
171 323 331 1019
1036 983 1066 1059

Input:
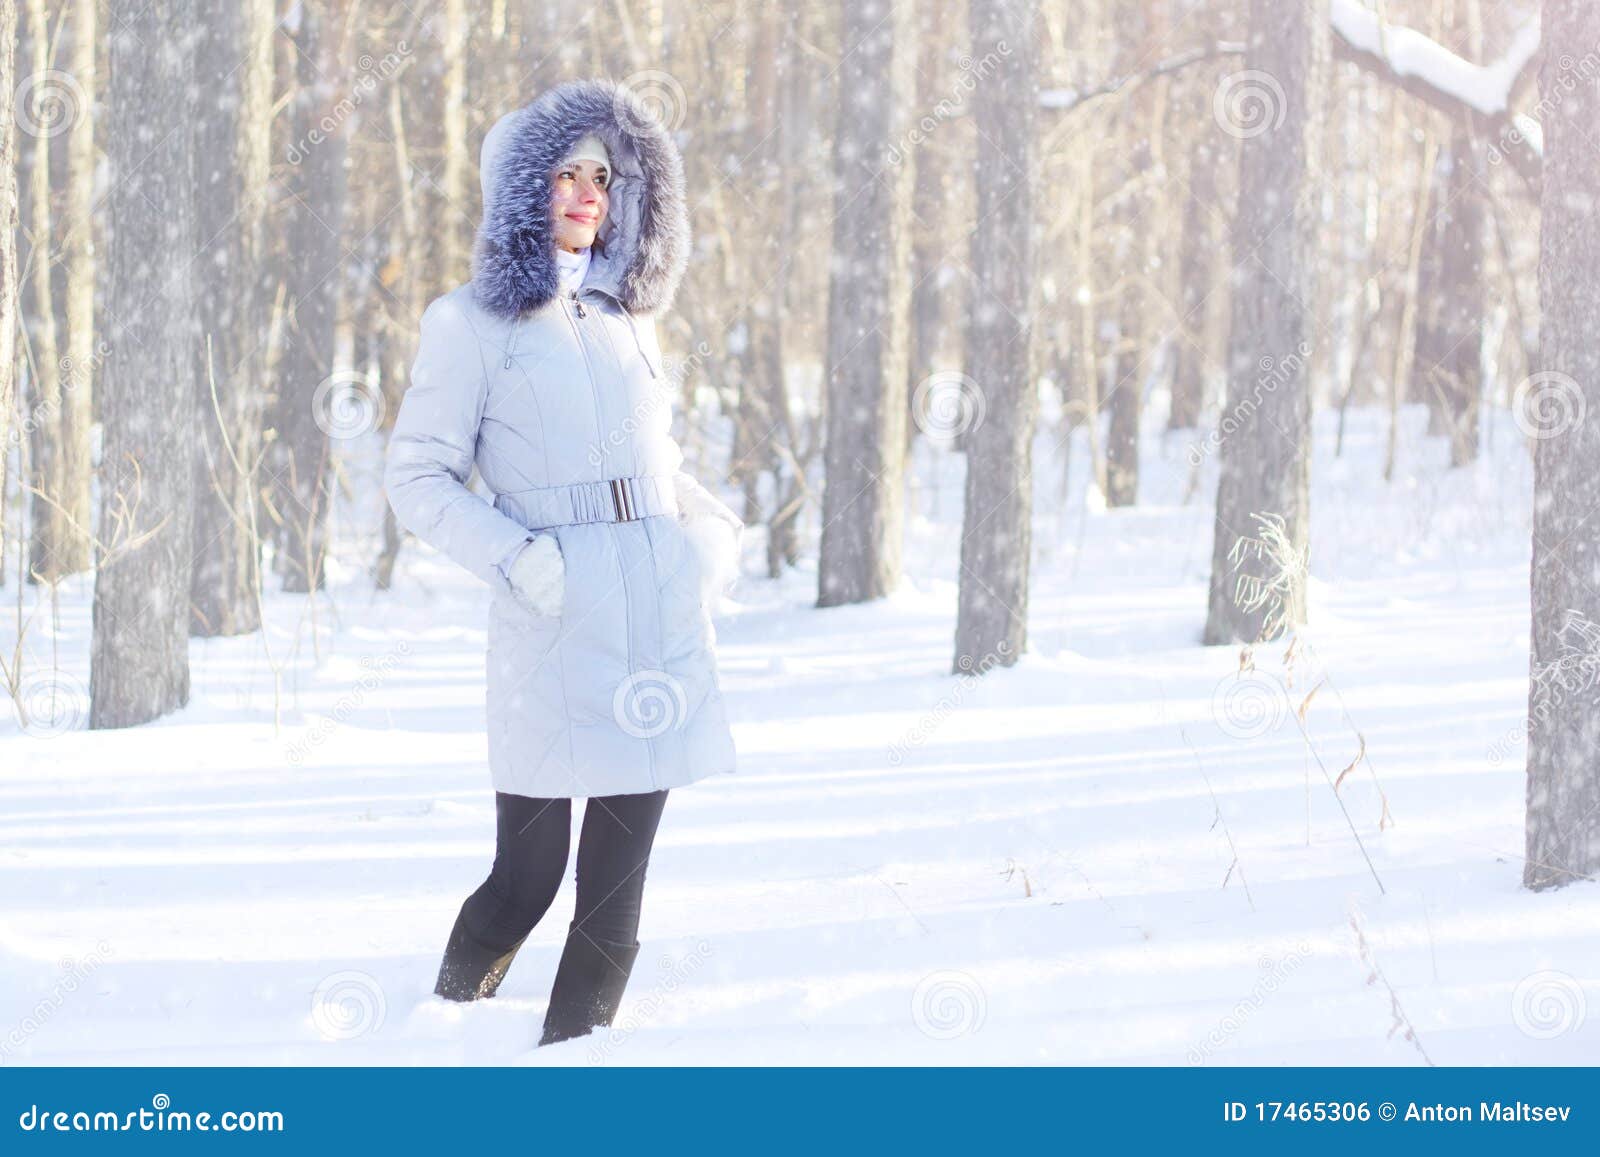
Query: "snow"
1330 0 1541 118
3 405 1597 1066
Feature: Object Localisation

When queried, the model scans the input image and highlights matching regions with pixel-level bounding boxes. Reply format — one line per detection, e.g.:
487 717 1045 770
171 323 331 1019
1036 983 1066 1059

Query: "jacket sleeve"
384 294 538 588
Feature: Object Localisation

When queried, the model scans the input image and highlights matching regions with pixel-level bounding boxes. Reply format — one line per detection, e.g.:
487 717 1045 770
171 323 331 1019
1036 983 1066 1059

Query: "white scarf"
555 245 591 299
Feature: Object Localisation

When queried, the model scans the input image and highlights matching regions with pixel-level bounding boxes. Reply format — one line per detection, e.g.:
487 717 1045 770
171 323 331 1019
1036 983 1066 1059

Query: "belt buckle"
609 477 637 522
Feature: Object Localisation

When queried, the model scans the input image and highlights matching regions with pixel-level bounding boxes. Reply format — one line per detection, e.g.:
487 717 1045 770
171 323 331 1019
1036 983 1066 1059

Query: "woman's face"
550 158 609 253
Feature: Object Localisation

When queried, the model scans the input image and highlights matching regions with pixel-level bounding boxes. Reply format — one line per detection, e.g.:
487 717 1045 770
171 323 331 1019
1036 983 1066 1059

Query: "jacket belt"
495 473 679 531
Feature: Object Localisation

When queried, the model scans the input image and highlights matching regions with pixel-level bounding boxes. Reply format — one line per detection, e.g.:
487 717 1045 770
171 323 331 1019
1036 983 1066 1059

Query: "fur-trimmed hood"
472 79 691 320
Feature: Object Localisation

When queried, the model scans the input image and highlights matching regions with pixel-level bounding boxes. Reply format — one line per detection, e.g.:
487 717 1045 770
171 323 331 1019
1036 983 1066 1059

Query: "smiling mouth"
566 214 598 224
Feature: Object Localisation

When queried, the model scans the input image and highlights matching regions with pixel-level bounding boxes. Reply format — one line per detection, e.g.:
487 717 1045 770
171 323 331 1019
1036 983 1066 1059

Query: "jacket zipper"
561 292 607 466
563 290 657 790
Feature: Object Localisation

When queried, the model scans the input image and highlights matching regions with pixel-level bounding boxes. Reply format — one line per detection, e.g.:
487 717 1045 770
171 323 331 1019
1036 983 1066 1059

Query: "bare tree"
1523 0 1600 892
952 0 1036 671
270 0 347 594
816 0 914 607
738 2 808 578
19 0 65 582
54 0 96 577
190 0 274 637
90 2 200 728
906 0 962 451
0 0 17 574
1414 127 1485 466
1203 0 1327 646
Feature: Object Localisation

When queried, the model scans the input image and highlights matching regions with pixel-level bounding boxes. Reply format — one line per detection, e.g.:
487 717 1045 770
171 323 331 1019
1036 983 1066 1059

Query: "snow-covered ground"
3 404 1596 1066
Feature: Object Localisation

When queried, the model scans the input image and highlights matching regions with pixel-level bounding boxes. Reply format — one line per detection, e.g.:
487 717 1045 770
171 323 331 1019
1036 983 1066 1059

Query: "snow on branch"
1324 0 1536 118
1331 0 1543 181
1331 0 1540 119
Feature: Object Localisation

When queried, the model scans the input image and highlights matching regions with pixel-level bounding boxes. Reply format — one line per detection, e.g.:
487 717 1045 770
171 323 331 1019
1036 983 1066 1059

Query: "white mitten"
681 513 742 608
673 472 744 607
673 471 744 535
506 534 564 618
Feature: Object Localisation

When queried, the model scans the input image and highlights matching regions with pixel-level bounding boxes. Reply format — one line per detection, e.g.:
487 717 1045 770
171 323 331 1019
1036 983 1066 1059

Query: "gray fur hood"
472 79 691 320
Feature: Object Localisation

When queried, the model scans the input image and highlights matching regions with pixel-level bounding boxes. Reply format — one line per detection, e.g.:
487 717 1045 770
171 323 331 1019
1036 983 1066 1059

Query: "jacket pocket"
490 532 566 626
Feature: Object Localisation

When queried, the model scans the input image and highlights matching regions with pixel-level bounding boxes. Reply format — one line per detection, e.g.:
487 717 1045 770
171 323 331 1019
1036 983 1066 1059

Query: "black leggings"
457 789 670 952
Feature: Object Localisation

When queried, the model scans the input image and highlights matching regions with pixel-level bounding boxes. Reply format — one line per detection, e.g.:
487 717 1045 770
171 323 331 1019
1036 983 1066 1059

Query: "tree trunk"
21 0 64 583
54 0 95 577
438 0 469 285
0 0 17 581
816 0 914 608
1523 0 1600 892
1203 0 1326 646
952 0 1036 672
1170 112 1221 431
189 0 273 637
1103 3 1169 508
91 0 199 728
271 0 346 594
905 0 957 455
1416 129 1484 466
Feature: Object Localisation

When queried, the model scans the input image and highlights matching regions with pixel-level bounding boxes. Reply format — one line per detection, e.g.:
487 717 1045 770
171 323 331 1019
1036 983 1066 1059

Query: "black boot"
433 911 525 1001
538 924 641 1046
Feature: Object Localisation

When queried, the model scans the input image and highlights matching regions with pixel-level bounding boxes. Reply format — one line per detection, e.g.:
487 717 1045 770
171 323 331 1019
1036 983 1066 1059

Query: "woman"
384 78 742 1047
